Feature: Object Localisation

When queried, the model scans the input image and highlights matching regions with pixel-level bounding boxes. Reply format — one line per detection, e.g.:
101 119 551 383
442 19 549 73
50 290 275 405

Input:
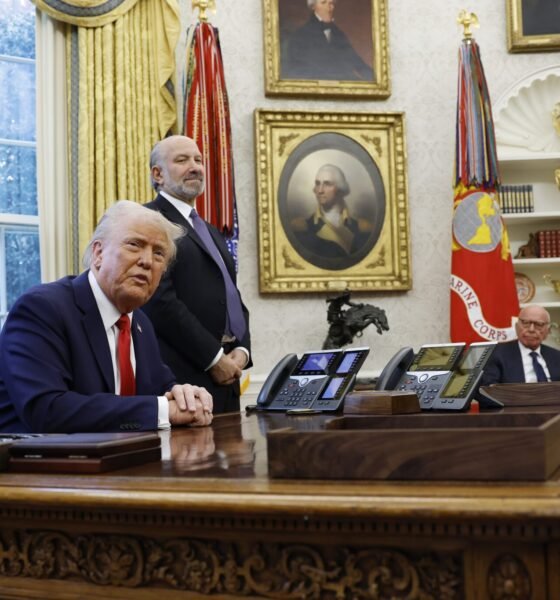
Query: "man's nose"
188 160 203 172
137 248 153 267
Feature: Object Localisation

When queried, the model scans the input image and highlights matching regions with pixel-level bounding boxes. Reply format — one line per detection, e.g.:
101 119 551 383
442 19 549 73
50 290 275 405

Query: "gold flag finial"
192 0 216 22
457 10 479 39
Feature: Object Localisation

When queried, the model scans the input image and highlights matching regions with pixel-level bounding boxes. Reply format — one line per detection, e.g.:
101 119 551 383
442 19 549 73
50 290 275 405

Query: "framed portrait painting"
254 110 410 293
507 0 560 52
262 0 390 98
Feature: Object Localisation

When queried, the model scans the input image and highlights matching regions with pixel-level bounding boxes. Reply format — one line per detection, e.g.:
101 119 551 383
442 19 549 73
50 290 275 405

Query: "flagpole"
450 11 519 344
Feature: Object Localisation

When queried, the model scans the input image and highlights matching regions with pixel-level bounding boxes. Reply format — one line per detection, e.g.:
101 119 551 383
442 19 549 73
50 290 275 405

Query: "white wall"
180 0 559 381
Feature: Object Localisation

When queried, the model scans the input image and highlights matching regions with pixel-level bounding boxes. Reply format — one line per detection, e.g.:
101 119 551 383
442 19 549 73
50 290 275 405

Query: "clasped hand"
209 349 246 386
166 384 213 427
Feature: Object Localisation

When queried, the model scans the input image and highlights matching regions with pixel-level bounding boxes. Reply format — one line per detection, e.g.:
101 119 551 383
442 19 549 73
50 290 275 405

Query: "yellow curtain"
33 0 180 270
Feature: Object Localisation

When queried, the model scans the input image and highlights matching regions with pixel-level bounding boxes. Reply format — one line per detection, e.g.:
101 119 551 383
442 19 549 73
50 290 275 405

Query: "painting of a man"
281 0 374 81
278 133 385 272
291 164 373 259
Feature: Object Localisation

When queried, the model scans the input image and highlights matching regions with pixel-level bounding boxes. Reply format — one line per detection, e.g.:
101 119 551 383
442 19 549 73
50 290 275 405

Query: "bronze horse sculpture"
322 291 389 349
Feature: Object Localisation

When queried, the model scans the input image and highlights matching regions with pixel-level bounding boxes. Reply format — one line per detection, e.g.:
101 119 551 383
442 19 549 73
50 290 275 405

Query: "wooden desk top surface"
1 411 560 521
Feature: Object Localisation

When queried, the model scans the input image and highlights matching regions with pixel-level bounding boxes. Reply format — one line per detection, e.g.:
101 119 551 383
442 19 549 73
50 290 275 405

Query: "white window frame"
0 49 39 326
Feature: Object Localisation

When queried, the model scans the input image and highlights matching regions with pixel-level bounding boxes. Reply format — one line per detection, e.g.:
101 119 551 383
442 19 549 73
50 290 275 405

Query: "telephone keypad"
396 372 451 408
270 377 329 411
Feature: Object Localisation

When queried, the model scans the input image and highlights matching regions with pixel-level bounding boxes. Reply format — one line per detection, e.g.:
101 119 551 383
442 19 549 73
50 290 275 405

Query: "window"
0 0 40 328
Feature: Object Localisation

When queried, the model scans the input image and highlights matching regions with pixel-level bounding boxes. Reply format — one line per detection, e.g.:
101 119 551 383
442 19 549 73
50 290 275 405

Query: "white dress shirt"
88 271 170 428
518 341 551 383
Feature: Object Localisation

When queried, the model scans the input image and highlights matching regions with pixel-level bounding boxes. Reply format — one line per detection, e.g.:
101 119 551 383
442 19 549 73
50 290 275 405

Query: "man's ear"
151 165 163 185
92 240 103 268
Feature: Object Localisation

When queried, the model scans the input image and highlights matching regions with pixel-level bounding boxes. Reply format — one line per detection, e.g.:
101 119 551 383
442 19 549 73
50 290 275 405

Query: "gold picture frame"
254 109 410 293
507 0 560 52
262 0 390 98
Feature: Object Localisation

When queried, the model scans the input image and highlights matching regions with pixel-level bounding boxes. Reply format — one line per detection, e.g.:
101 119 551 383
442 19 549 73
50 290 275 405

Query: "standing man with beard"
143 135 251 414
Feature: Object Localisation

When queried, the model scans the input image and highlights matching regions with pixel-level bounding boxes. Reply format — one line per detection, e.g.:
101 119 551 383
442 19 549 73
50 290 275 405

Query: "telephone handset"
256 353 298 407
257 347 369 412
375 347 414 391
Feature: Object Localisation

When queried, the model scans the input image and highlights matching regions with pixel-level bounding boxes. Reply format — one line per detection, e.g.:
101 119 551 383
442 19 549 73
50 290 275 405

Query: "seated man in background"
481 305 560 385
0 200 213 433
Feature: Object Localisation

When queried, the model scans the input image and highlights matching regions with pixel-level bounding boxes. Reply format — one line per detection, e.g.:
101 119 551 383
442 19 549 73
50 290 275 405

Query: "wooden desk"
0 411 557 599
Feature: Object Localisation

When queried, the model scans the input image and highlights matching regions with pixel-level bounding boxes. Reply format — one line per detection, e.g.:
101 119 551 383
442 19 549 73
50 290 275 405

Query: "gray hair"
82 200 184 269
149 140 165 191
317 164 350 196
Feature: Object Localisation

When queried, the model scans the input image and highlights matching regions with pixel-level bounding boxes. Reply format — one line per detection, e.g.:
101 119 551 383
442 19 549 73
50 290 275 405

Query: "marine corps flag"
450 16 519 344
184 16 236 238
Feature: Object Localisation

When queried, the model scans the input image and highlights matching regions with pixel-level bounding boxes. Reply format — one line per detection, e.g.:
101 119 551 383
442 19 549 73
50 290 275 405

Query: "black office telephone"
256 347 370 412
376 342 497 411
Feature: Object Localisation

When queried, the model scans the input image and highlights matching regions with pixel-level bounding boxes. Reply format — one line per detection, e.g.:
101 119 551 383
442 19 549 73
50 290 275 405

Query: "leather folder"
8 432 161 474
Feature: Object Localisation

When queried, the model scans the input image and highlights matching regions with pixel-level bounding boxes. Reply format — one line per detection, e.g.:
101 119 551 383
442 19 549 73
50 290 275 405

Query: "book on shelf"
537 230 560 258
500 184 534 214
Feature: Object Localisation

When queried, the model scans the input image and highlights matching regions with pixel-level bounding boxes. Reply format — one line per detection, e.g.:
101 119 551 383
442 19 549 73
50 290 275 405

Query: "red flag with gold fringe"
450 33 519 344
184 21 236 239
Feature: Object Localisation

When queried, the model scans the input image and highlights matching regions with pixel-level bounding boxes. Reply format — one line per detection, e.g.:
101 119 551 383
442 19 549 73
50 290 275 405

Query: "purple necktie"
190 209 246 341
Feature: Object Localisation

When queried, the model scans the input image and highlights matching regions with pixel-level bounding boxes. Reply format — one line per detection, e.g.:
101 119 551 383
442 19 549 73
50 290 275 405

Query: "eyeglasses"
518 318 550 331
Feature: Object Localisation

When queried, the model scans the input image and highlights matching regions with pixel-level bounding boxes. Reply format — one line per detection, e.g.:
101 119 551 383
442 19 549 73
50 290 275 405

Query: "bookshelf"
494 65 560 345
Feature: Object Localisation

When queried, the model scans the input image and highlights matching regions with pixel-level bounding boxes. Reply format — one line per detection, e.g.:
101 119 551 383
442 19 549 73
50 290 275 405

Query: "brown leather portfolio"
8 432 161 474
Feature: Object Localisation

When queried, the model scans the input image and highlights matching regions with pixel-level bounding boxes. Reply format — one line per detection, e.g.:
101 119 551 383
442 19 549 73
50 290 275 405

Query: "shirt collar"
519 340 542 356
88 270 132 331
314 13 334 25
311 205 350 225
160 190 195 223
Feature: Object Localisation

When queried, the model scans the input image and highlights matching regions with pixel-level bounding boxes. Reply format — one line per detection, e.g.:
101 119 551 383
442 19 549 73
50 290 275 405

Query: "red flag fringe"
184 23 235 236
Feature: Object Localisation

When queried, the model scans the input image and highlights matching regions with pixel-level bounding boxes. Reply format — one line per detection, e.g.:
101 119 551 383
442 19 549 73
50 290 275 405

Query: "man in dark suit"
143 135 251 414
0 201 213 433
282 0 374 81
481 305 560 385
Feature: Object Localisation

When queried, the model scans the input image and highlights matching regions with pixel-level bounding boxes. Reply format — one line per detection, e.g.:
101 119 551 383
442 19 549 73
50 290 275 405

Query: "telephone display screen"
440 372 471 398
410 345 463 371
296 352 336 375
321 377 344 399
458 344 492 371
336 352 358 374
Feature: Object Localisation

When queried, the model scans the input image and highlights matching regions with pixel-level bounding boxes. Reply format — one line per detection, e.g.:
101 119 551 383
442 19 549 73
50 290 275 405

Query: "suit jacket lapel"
509 342 526 381
155 194 233 271
72 271 115 392
154 195 209 255
542 346 560 380
130 313 150 392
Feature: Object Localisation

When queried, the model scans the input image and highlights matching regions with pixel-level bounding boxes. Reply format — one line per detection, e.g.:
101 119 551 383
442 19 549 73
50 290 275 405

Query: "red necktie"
116 314 136 395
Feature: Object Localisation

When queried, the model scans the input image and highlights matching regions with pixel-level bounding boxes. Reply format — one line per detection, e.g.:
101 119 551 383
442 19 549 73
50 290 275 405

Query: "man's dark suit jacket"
0 272 176 433
142 195 251 414
480 340 560 386
282 16 374 81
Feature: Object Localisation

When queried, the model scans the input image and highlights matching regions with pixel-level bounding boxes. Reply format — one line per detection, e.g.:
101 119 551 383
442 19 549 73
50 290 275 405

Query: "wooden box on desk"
268 412 560 481
8 432 161 474
343 390 420 415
